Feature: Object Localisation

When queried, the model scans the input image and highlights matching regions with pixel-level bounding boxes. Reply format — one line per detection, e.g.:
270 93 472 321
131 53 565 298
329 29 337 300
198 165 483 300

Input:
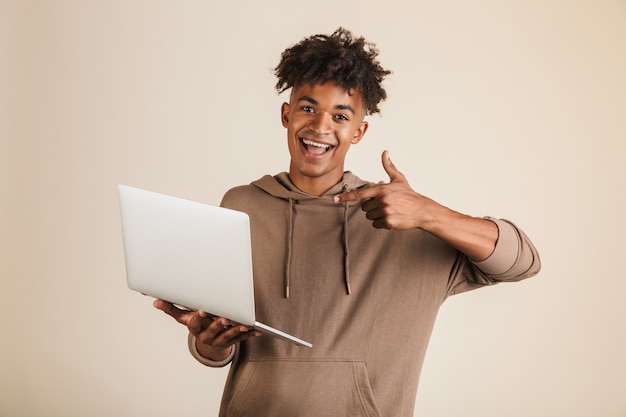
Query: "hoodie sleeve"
187 333 237 367
447 217 541 296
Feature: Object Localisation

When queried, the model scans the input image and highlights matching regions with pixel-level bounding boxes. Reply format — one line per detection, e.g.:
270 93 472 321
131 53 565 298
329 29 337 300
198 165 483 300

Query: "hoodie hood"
251 171 369 200
251 171 371 298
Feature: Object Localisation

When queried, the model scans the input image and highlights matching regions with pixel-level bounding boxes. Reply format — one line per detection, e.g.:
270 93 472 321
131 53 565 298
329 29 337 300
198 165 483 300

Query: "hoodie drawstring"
285 198 294 298
283 186 352 298
342 183 351 295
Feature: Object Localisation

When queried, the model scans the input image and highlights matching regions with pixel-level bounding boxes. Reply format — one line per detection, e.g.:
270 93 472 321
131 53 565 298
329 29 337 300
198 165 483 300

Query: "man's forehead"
290 82 359 95
289 83 365 111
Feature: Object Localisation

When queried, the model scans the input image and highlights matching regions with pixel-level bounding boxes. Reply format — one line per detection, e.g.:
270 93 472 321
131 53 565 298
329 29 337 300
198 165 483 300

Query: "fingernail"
333 195 340 203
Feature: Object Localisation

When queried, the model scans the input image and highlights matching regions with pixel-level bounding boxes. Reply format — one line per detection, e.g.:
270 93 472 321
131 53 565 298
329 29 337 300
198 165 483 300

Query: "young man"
155 28 541 417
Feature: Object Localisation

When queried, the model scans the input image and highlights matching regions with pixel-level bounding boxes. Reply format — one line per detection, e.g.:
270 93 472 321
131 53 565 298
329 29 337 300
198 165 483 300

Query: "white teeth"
302 139 331 149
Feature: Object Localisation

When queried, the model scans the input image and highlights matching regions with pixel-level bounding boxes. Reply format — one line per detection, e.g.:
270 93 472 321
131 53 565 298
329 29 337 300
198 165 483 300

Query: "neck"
287 172 343 197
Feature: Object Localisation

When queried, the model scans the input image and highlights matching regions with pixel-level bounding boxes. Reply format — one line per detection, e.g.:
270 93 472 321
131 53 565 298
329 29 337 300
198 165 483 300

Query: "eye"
335 114 349 121
301 105 314 113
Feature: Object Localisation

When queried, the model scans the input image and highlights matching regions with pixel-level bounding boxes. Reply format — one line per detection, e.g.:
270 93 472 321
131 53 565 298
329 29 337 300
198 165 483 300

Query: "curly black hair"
274 28 391 115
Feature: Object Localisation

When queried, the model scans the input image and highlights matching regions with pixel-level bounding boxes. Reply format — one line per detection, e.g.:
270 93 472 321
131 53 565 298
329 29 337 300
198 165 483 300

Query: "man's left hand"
333 150 437 230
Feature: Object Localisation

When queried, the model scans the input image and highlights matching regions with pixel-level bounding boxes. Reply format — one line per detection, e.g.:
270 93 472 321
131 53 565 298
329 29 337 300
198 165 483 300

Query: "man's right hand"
153 299 261 361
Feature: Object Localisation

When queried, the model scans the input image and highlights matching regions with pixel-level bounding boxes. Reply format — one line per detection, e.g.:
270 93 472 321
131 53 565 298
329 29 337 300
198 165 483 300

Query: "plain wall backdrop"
2 1 625 416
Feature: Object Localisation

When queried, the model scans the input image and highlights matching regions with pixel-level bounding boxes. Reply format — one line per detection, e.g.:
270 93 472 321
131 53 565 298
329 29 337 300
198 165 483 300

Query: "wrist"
417 199 449 233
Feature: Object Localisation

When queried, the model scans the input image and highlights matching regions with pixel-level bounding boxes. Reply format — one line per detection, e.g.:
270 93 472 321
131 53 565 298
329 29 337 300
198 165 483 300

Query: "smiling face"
281 82 369 196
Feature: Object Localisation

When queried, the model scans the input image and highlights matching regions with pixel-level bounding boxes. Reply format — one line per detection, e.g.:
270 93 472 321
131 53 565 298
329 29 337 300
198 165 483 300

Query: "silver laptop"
118 184 312 348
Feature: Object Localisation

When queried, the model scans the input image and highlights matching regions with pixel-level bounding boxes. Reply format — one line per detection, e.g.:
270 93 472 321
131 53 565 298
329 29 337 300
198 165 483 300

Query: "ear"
351 120 369 144
280 102 290 128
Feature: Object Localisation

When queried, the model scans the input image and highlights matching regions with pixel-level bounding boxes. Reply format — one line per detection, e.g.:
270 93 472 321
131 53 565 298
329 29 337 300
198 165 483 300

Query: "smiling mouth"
301 138 334 155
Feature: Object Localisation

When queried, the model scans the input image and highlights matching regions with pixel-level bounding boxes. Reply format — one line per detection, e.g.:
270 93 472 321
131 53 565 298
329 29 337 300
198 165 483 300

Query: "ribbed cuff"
472 217 520 275
187 333 236 368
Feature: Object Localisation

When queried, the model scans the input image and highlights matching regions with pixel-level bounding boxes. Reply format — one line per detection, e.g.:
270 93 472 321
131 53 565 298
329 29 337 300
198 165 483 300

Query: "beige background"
2 1 625 416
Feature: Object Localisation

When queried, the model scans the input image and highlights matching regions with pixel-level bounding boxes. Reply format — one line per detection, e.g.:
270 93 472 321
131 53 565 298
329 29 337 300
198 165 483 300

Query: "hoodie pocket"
228 358 382 417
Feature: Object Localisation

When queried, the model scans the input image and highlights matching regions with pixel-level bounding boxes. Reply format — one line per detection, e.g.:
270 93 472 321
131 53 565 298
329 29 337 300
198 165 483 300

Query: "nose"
308 112 332 135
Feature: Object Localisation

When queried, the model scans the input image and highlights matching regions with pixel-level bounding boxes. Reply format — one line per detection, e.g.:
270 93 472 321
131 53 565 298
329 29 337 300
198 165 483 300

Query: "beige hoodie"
193 171 540 417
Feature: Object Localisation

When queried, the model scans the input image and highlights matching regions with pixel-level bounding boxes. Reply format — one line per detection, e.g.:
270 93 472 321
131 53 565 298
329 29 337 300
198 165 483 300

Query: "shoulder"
221 184 263 209
220 174 280 211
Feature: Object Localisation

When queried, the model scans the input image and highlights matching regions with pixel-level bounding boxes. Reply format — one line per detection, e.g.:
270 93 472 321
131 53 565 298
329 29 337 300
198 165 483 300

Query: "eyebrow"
296 95 356 115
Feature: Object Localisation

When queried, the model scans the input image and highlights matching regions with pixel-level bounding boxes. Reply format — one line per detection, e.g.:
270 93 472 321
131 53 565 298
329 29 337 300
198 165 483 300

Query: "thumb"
382 150 407 183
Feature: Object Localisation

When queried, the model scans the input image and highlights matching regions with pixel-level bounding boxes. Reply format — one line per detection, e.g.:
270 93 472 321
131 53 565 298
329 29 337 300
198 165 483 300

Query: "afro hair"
274 28 391 115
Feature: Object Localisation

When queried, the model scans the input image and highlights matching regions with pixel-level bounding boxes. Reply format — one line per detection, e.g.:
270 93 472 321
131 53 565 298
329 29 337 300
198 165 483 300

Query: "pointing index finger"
333 185 382 203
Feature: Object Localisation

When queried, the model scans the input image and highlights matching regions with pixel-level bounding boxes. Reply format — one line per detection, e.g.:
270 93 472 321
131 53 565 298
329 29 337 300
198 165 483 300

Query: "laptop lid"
118 184 312 348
